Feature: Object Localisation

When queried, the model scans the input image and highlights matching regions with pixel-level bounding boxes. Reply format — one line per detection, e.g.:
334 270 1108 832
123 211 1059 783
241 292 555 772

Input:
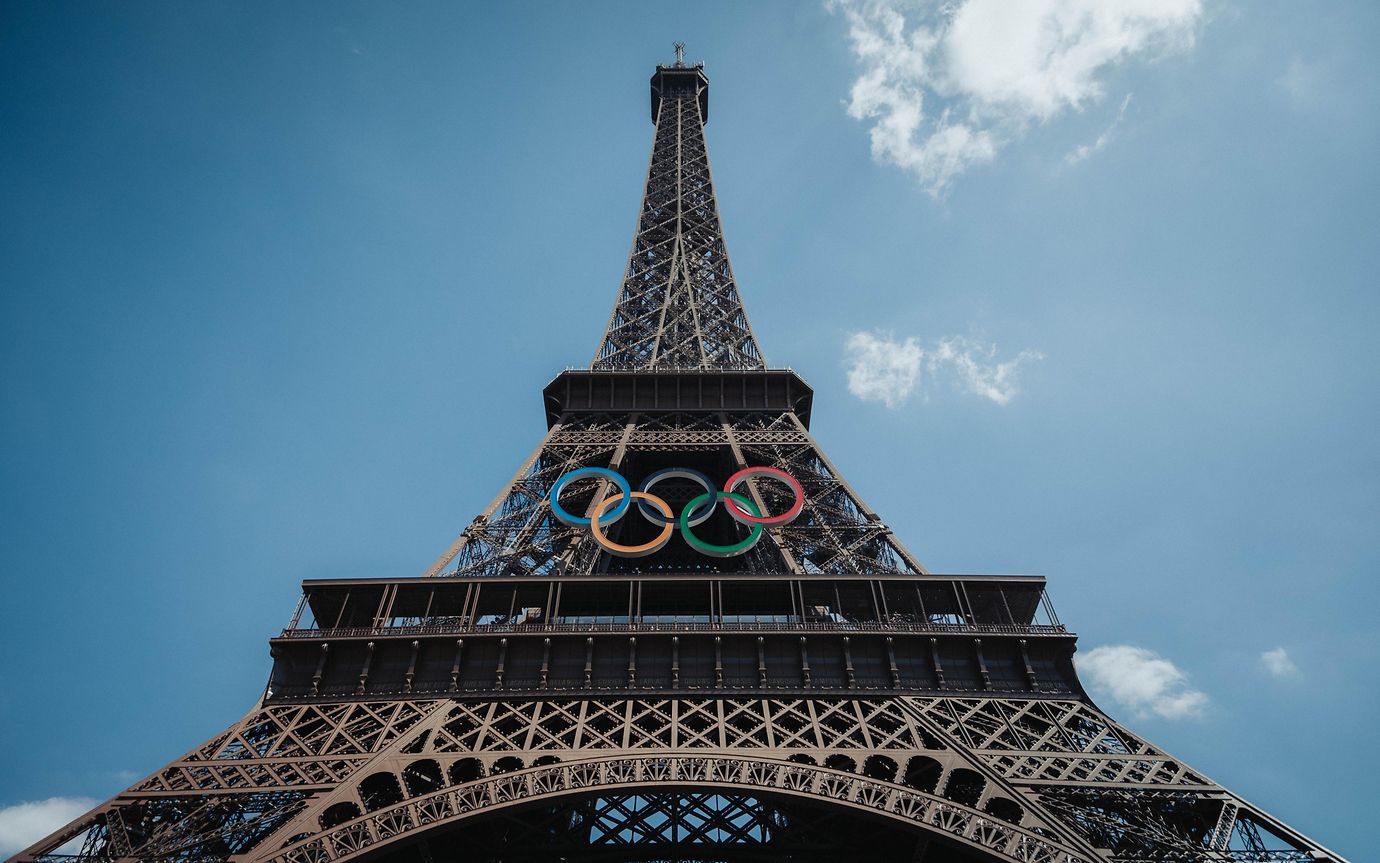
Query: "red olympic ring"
721 466 805 526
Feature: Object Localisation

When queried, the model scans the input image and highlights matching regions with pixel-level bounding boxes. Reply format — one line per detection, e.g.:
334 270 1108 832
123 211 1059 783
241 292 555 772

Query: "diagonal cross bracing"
593 71 764 370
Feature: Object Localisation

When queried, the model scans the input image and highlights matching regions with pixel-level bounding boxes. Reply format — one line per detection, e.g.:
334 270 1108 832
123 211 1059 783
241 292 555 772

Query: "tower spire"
591 61 765 370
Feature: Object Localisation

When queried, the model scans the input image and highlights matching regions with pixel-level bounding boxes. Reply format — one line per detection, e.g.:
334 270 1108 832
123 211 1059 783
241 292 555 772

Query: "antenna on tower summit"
673 41 685 67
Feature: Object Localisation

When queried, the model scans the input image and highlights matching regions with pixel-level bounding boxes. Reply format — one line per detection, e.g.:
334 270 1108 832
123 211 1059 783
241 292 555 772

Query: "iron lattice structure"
592 61 762 371
13 55 1347 863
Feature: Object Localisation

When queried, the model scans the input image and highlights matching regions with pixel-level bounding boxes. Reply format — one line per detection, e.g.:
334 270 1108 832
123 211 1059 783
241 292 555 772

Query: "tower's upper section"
650 62 709 125
591 57 766 371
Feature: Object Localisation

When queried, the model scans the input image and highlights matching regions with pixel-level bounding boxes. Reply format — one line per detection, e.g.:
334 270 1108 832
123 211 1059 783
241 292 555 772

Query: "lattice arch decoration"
266 754 1090 863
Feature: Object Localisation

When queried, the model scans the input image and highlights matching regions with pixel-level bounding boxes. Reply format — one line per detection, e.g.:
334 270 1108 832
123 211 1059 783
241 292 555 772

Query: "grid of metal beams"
427 410 926 579
19 695 1331 862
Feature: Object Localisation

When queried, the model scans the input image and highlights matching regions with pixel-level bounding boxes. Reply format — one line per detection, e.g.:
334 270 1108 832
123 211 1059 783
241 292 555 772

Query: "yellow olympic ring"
590 492 676 558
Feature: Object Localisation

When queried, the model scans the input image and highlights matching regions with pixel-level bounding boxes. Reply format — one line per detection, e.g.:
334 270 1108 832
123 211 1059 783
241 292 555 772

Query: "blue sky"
1 1 1376 858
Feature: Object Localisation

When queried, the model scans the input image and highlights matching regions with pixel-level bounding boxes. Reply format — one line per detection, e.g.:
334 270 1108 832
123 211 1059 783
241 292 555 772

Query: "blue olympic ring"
548 467 631 526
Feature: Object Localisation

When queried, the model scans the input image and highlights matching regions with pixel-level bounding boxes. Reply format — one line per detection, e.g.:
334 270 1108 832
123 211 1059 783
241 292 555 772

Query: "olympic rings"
681 492 762 558
638 467 717 526
722 466 806 526
549 467 631 526
548 465 805 559
591 492 675 557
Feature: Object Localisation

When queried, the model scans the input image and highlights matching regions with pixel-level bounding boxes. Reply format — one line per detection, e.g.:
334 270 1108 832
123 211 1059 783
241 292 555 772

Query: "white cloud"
1261 647 1299 678
1066 93 1133 164
831 0 1202 194
1077 644 1208 720
845 331 923 408
0 797 97 857
929 336 1044 405
845 330 1041 408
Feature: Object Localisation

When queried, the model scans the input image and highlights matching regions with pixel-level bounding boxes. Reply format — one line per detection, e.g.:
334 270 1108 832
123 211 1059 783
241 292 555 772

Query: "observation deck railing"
276 618 1070 640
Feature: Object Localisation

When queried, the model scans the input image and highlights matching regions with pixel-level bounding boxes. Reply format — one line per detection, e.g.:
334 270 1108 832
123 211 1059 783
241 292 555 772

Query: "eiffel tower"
13 50 1348 863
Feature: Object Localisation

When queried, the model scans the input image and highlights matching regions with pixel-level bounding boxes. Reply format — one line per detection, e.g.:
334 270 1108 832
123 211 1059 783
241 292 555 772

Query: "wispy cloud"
845 330 1042 408
845 331 923 408
830 0 1202 195
929 336 1044 405
1261 647 1299 678
1078 645 1208 720
0 797 96 857
1066 93 1133 165
1277 56 1329 111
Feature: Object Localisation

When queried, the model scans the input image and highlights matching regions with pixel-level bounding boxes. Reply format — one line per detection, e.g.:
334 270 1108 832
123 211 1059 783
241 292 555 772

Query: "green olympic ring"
680 491 763 558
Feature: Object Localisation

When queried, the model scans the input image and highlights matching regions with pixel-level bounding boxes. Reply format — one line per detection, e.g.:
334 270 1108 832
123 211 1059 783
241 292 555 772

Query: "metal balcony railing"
276 619 1069 640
